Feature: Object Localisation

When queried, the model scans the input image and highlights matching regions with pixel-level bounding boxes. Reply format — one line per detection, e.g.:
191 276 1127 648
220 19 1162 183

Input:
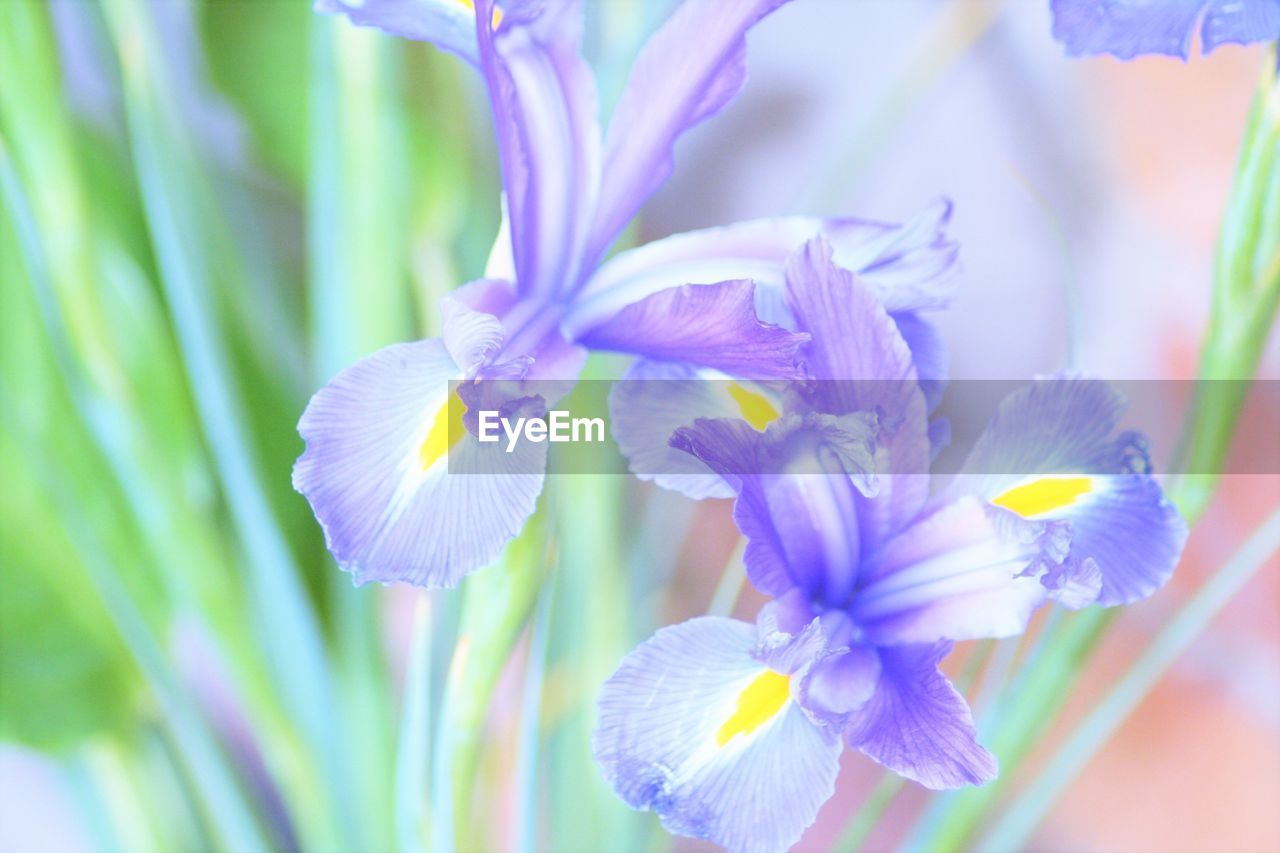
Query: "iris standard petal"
475 0 600 299
586 0 793 267
784 237 933 551
953 378 1187 606
293 339 546 587
1051 0 1204 59
593 617 842 853
852 497 1057 644
845 642 997 790
567 204 958 337
315 0 483 62
574 280 809 380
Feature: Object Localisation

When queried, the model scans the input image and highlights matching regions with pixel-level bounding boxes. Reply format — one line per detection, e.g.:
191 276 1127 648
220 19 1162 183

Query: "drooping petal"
475 0 601 299
573 280 809 380
845 643 997 790
593 617 842 853
784 237 933 551
567 204 958 335
607 360 745 500
852 498 1061 644
293 340 546 587
951 378 1187 606
1201 0 1280 53
1050 0 1204 59
315 0 485 62
585 0 793 266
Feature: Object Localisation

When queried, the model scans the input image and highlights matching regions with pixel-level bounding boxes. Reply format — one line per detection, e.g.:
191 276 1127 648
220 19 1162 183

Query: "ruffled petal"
585 0 793 266
315 0 483 62
845 643 997 790
567 203 958 335
593 617 841 853
475 0 600 299
951 379 1188 606
852 497 1059 644
1050 0 1204 59
1201 0 1280 53
574 280 808 379
440 297 505 376
293 340 546 587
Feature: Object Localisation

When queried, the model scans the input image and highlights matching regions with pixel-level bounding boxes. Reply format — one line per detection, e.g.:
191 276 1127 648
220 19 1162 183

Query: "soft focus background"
1 0 1277 851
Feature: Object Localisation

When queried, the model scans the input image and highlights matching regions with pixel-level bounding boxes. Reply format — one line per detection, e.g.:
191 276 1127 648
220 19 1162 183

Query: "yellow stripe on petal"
728 383 781 432
716 670 791 747
991 475 1094 517
454 0 502 27
419 390 467 472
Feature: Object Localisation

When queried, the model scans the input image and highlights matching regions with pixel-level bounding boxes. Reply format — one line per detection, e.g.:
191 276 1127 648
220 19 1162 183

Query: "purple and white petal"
798 644 882 731
951 378 1188 606
567 203 958 335
585 0 793 266
574 280 808 380
845 643 997 790
293 339 545 587
853 498 1057 645
593 617 841 853
475 0 600 299
440 297 505 376
1201 0 1280 53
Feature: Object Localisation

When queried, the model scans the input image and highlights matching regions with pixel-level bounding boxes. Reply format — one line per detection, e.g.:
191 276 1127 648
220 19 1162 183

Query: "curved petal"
852 498 1057 644
573 280 808 380
607 360 741 500
593 617 841 853
441 297 505 376
476 0 600 299
951 378 1188 606
586 0 794 266
1050 0 1203 59
293 340 546 587
845 643 997 790
316 0 483 63
568 202 958 334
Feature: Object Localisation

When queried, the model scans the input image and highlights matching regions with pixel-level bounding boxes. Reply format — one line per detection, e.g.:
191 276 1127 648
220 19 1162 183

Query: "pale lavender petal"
440 298 505 376
293 339 545 587
845 643 997 790
574 280 808 380
1202 0 1280 52
316 0 481 62
852 498 1055 644
585 0 793 265
1050 0 1204 59
951 378 1187 606
891 311 948 412
798 644 881 730
475 0 601 299
593 617 841 853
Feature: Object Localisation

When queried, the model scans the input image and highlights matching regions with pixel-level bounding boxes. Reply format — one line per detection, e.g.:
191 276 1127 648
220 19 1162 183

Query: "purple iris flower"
296 0 908 587
1051 0 1280 59
592 240 1188 852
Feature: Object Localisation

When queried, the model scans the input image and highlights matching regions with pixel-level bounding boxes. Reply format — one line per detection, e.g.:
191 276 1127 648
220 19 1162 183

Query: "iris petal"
593 617 841 853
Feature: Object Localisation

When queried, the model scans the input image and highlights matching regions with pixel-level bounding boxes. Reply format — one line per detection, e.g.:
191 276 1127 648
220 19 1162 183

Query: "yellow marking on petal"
419 390 467 472
716 670 791 747
455 0 502 27
728 383 781 432
991 476 1094 518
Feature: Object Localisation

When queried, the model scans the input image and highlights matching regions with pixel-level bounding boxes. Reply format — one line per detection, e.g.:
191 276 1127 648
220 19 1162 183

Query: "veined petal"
574 280 808 380
440 297 505 376
475 0 600 299
1201 0 1280 52
586 0 793 266
952 379 1188 606
593 617 841 853
568 203 958 335
293 340 546 587
845 643 997 790
853 497 1057 644
1050 0 1203 59
315 0 485 62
